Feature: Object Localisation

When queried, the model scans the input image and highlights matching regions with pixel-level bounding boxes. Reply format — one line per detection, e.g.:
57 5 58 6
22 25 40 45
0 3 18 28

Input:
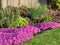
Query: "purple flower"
0 25 40 45
0 22 60 45
36 22 60 30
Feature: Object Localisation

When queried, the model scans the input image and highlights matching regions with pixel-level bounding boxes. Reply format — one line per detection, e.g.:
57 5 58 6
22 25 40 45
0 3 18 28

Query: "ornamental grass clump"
0 25 40 45
29 5 47 20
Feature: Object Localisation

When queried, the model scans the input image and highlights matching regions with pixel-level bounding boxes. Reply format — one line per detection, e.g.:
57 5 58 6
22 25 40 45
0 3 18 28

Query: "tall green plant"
5 7 28 28
0 9 5 27
4 6 15 27
0 6 28 28
29 5 47 19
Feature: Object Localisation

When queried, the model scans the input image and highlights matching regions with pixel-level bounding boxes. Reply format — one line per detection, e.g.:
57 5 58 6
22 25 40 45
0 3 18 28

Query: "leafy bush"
0 9 5 27
42 15 52 22
51 0 60 8
0 6 28 28
29 5 47 19
56 0 60 8
16 16 28 27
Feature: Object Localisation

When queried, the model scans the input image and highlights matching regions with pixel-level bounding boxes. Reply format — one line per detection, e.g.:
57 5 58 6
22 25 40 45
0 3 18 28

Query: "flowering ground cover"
23 27 60 45
35 22 60 30
0 25 40 45
0 22 60 45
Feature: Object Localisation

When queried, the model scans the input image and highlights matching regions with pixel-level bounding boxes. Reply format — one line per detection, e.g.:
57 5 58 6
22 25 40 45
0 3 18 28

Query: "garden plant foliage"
0 7 28 28
42 15 52 22
29 5 47 19
51 0 60 8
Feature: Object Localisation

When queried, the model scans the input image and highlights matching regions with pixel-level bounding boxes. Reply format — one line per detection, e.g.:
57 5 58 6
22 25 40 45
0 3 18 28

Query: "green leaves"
0 9 5 27
0 6 28 28
29 5 47 19
56 0 60 8
42 15 52 22
51 0 60 8
15 16 28 27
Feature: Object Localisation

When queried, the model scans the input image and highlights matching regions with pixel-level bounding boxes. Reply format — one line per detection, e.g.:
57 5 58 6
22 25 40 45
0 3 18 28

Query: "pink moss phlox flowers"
0 25 40 45
0 22 60 45
36 22 60 30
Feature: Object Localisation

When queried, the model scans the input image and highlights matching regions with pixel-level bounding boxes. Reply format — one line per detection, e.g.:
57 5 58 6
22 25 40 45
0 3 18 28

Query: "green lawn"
23 27 60 45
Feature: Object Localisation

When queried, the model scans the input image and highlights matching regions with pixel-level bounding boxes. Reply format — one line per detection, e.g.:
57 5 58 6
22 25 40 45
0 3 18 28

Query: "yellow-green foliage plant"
51 0 60 8
42 15 52 22
56 0 60 8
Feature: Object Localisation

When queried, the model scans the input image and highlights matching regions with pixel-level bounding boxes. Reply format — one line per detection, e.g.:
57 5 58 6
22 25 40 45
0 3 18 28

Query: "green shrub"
51 0 60 8
0 9 5 27
29 5 47 19
42 15 52 22
7 7 28 28
56 0 60 8
0 6 28 28
16 16 28 27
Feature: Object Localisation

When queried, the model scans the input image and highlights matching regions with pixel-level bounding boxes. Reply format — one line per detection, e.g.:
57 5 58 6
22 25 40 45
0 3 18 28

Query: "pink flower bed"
0 25 40 45
35 22 60 30
0 22 60 45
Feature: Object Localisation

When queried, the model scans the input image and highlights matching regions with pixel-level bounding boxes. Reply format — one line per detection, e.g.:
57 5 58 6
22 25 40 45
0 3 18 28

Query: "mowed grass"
23 27 60 45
